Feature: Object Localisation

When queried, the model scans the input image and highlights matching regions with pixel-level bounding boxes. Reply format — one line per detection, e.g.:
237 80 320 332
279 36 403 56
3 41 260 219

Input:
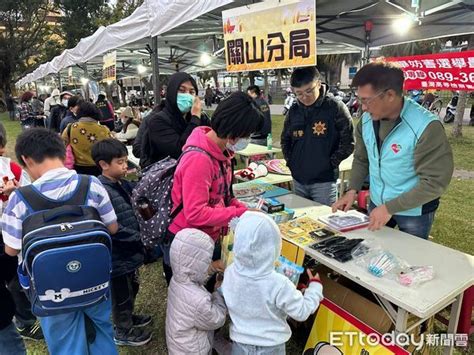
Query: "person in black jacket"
92 139 151 347
139 72 210 168
281 67 354 206
247 85 271 146
96 93 115 131
6 94 16 121
0 239 26 354
131 101 165 167
48 91 72 133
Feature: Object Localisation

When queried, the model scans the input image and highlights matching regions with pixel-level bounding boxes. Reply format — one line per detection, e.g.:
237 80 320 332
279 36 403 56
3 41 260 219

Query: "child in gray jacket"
166 228 227 355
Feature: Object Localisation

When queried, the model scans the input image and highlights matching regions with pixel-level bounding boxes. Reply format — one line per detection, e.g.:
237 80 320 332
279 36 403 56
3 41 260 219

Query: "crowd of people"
0 62 454 355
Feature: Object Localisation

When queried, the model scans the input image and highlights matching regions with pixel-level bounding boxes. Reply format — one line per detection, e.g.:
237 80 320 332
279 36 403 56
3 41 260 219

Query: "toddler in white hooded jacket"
222 212 323 355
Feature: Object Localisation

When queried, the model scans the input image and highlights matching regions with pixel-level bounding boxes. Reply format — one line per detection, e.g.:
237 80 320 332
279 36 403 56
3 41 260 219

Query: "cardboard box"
316 265 393 333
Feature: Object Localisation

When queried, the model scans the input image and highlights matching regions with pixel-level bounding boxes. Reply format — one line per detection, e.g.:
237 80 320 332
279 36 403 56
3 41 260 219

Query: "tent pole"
364 21 373 64
83 64 90 101
57 73 62 91
151 36 161 105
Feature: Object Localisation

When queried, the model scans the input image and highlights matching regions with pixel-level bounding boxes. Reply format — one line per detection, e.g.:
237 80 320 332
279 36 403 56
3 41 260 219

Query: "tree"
95 0 144 27
452 34 474 138
196 71 214 88
0 0 55 96
380 39 442 57
317 53 361 85
53 0 110 49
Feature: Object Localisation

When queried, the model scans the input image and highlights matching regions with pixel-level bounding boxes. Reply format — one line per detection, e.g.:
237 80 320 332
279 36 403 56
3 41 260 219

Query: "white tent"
17 0 233 86
17 0 474 87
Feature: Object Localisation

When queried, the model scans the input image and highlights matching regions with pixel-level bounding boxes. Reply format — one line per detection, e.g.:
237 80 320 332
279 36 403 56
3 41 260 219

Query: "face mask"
62 99 68 107
226 137 251 152
176 93 194 113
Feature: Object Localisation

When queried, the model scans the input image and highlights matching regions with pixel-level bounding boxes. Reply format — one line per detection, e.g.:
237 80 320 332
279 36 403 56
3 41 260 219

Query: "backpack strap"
16 175 91 213
170 146 231 219
182 146 231 205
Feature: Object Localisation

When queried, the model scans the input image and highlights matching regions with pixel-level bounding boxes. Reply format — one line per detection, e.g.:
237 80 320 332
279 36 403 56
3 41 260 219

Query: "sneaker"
114 327 152 346
16 320 44 341
132 314 152 328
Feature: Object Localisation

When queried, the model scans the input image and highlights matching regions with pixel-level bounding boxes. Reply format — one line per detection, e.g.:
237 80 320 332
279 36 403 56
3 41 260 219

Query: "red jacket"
169 127 247 241
1 160 22 202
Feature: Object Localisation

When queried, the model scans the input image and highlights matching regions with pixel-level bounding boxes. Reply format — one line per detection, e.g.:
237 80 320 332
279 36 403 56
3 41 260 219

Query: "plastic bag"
398 266 434 287
275 256 304 285
353 248 402 278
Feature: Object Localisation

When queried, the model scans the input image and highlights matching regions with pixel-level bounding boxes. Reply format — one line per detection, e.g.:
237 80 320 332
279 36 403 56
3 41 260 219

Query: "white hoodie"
222 211 323 347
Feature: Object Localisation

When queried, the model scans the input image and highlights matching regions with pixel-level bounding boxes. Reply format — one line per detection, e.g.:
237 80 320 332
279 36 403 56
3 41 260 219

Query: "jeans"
369 202 435 240
232 342 285 355
293 180 337 206
0 323 26 355
8 111 15 120
39 298 117 355
111 271 139 332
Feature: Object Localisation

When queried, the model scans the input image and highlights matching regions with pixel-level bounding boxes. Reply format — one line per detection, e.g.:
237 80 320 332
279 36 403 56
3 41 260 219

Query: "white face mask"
62 99 68 107
226 137 251 152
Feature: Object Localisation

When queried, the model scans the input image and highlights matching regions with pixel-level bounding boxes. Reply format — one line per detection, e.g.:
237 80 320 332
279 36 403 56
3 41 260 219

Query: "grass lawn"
1 112 472 354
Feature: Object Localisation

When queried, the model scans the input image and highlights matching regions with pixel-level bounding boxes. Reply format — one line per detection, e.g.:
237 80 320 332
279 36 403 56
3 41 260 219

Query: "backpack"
132 146 222 249
15 175 112 317
64 123 75 169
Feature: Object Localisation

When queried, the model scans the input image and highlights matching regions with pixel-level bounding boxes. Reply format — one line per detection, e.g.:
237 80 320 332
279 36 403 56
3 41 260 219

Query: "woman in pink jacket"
164 92 264 284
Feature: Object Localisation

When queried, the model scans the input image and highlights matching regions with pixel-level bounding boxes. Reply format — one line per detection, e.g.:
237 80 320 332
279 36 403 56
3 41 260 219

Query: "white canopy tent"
17 0 474 88
16 0 234 87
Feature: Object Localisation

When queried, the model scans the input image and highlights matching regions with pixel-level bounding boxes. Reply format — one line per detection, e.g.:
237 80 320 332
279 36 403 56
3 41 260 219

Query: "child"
166 228 227 355
166 92 263 284
0 122 30 213
0 238 26 355
91 138 151 346
0 122 43 342
2 128 119 355
222 212 324 355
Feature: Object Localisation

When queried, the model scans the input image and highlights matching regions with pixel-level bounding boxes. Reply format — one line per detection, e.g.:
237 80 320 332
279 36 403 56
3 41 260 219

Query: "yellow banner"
102 51 116 82
222 0 316 72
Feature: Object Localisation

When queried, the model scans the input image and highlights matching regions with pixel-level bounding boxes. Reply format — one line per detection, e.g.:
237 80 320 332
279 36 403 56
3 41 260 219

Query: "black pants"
111 271 139 332
74 165 102 177
7 274 36 328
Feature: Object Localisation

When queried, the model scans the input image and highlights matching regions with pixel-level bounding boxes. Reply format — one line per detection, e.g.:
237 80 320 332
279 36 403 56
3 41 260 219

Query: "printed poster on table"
385 51 474 91
102 51 117 82
304 299 410 355
222 0 316 72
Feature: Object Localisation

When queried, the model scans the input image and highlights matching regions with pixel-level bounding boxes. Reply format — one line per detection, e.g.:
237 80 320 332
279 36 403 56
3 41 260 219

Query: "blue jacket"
60 111 78 134
362 98 437 216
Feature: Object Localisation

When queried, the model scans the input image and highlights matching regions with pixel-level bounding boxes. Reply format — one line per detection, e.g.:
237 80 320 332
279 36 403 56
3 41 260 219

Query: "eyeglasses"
294 84 319 98
358 89 388 106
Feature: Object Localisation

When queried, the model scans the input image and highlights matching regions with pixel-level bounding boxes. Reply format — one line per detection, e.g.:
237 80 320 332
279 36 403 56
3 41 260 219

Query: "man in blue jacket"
333 62 453 239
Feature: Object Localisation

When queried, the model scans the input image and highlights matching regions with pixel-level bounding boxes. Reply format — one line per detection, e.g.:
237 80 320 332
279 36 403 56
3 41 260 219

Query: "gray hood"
170 228 214 285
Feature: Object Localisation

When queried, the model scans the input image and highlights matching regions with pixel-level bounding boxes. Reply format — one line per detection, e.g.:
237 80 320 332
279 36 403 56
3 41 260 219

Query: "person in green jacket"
333 62 453 239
